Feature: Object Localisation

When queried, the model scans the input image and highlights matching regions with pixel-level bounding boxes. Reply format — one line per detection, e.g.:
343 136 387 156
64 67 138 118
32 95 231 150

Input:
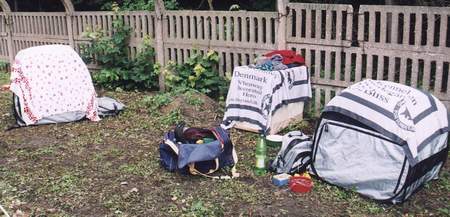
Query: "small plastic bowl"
289 176 313 193
266 135 283 148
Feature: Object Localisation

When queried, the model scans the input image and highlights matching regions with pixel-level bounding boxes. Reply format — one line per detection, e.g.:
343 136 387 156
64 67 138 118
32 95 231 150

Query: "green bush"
142 92 173 114
81 9 159 91
0 61 7 69
160 50 229 99
101 0 179 11
81 5 229 96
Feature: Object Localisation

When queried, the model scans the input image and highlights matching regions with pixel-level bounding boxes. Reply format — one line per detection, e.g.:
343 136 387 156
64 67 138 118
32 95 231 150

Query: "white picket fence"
0 1 449 113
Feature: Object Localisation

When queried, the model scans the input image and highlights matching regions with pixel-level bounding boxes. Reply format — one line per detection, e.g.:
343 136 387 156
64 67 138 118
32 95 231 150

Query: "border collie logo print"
393 98 415 132
261 94 272 120
287 70 294 89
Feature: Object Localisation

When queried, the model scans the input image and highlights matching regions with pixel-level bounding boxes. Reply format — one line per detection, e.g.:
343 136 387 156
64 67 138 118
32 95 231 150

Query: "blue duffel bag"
159 123 238 179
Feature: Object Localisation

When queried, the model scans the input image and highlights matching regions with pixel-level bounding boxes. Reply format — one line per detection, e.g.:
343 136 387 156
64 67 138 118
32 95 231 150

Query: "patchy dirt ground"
1 72 449 217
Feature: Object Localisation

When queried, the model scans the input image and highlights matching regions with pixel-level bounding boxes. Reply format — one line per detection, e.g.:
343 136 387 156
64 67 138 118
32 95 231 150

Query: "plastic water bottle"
254 134 267 176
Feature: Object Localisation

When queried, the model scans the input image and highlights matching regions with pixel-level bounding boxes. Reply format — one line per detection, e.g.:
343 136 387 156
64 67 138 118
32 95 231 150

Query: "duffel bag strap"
164 138 179 155
189 151 239 179
231 147 239 178
188 158 237 180
188 158 220 175
187 127 240 179
212 127 240 178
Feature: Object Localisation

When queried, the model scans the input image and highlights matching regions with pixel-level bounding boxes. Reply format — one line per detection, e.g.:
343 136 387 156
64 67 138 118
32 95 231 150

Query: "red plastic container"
289 176 313 193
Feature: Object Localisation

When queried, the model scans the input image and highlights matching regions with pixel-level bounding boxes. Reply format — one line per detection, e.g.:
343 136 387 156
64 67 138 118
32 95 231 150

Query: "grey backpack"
97 97 125 118
270 131 312 174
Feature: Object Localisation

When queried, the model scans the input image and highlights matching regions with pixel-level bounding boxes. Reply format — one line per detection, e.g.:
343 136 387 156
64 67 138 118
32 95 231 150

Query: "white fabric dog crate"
223 66 311 135
311 79 449 204
10 45 100 126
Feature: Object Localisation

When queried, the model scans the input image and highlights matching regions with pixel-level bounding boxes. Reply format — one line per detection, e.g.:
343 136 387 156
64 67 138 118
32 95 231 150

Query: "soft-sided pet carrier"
311 79 449 204
9 45 100 127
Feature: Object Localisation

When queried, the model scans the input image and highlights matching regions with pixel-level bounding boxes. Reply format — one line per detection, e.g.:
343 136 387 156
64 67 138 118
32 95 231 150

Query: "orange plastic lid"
289 176 313 193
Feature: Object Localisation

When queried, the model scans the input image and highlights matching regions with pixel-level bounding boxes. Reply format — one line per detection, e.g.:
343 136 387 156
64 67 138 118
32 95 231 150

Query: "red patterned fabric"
9 45 100 125
264 50 305 66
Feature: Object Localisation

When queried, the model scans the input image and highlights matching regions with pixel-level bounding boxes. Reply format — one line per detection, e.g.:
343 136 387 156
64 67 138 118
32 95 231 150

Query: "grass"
143 92 173 114
0 89 449 216
160 108 183 127
0 71 8 85
439 170 450 191
48 172 81 194
184 90 204 106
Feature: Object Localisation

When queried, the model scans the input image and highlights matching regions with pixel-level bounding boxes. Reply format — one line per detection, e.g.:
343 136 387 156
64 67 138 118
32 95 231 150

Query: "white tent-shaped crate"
311 79 449 204
223 66 311 135
10 45 100 126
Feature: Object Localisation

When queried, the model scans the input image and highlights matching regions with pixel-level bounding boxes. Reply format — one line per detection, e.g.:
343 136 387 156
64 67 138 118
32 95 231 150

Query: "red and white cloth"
9 45 100 125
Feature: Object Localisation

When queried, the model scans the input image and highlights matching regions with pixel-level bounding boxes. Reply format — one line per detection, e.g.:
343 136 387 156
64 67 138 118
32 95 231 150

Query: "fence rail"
287 4 450 113
162 10 279 75
0 1 449 113
358 5 450 54
287 3 353 47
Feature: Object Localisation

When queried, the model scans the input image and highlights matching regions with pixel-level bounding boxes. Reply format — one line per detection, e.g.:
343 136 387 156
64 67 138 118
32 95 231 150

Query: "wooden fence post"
155 0 166 91
5 13 14 65
0 0 14 65
66 13 75 48
277 0 288 50
61 0 75 48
